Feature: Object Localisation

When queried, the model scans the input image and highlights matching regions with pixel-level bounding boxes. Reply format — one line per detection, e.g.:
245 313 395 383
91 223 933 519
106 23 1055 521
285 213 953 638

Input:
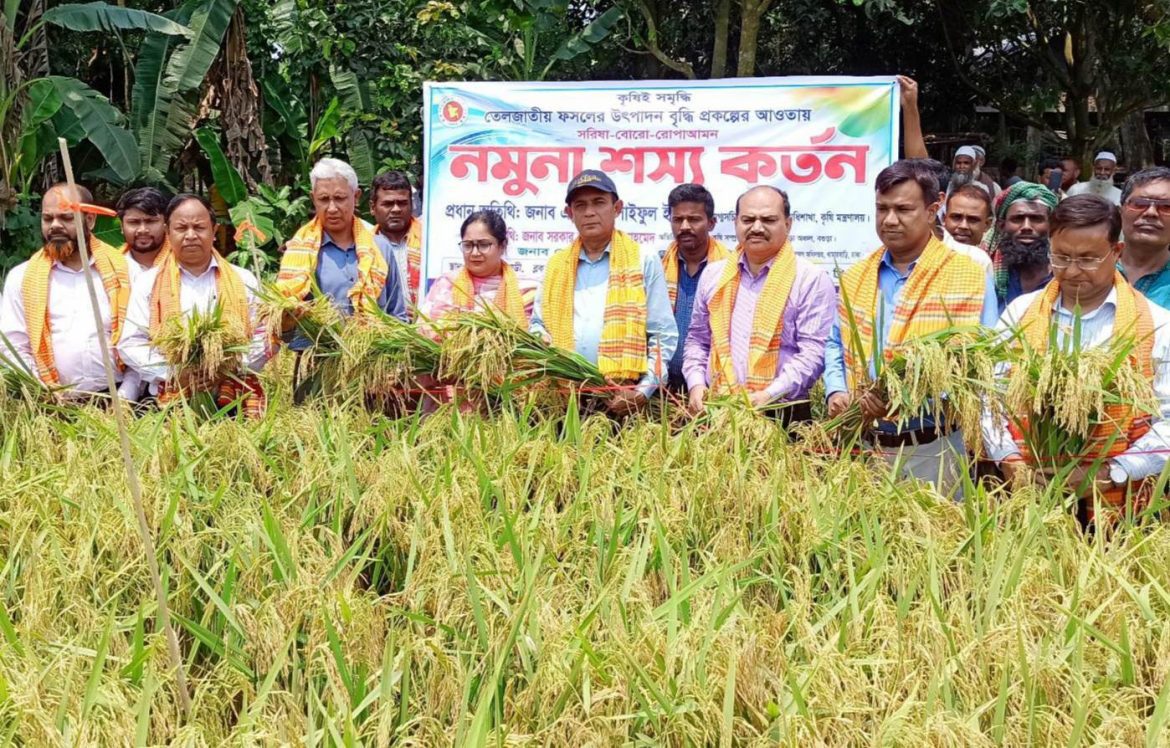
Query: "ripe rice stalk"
152 303 251 385
1003 318 1158 465
337 308 441 398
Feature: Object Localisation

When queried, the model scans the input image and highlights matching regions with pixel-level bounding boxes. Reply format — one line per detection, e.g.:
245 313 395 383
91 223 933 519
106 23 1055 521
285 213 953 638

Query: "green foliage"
39 2 193 38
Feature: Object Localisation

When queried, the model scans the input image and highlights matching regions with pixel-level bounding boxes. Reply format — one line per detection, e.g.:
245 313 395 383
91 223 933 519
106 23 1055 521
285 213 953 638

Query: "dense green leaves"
194 127 247 205
42 2 193 38
45 76 140 181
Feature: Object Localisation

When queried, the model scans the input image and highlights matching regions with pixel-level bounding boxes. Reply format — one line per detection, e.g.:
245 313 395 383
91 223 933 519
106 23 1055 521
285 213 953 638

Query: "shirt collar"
50 254 98 274
737 251 778 277
879 249 918 277
578 242 612 264
323 231 356 252
1054 284 1118 319
179 253 219 281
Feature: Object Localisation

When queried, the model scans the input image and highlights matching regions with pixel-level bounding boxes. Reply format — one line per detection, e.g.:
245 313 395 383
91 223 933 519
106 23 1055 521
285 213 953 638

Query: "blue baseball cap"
565 169 619 203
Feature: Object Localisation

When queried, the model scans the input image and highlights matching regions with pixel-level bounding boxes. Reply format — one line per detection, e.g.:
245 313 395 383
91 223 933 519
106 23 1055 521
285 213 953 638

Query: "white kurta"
117 256 271 395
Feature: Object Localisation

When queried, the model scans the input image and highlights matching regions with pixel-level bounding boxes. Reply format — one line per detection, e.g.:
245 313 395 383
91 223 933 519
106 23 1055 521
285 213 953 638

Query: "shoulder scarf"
22 236 130 384
837 235 986 390
121 237 172 270
276 216 388 316
450 263 529 325
662 237 730 308
707 244 798 393
542 230 647 380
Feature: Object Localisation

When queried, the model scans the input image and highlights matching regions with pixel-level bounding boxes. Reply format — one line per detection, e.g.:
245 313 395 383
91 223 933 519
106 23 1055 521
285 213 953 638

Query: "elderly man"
970 145 1002 196
119 194 271 417
984 181 1059 312
369 170 423 307
681 186 834 422
825 159 997 498
530 169 677 416
0 183 136 401
660 183 729 391
1068 151 1122 204
983 194 1170 519
1118 166 1170 310
276 158 408 364
115 186 171 280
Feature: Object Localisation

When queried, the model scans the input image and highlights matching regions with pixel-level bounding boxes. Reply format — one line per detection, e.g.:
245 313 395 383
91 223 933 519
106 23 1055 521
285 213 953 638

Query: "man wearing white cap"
1068 152 1122 204
970 145 1002 197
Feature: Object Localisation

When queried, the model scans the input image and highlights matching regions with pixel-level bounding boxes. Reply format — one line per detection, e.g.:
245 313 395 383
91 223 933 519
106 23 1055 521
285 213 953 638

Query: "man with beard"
0 184 137 400
1068 151 1122 205
659 183 729 391
369 170 422 308
1118 166 1170 310
984 181 1059 312
1061 155 1082 194
115 186 171 280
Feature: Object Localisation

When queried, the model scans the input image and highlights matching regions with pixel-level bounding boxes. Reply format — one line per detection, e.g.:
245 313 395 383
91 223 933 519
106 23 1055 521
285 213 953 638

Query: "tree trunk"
711 0 730 78
737 0 774 77
1119 110 1154 170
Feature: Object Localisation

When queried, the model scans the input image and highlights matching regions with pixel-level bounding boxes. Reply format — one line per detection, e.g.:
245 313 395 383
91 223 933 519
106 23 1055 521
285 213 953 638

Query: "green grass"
0 352 1169 745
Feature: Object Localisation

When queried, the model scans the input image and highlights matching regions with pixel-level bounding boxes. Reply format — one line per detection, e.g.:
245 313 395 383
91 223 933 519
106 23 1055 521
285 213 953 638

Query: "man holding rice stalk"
681 185 834 423
0 183 139 402
274 158 408 401
118 195 272 418
982 194 1170 519
530 169 677 416
824 160 999 498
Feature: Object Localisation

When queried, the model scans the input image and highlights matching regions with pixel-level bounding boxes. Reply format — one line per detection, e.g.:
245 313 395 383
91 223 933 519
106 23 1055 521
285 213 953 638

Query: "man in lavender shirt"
682 185 836 421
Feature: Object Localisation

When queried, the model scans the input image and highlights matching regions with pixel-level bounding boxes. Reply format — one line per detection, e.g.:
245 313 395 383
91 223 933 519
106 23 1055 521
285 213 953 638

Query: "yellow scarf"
542 230 647 380
1012 275 1155 469
837 235 986 389
122 237 172 270
405 218 422 306
148 251 251 339
662 237 730 308
707 244 798 393
22 236 130 384
450 263 529 324
276 217 388 316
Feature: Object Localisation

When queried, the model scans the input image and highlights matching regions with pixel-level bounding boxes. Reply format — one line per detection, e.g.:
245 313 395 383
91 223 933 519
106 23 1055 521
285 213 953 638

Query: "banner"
422 77 900 289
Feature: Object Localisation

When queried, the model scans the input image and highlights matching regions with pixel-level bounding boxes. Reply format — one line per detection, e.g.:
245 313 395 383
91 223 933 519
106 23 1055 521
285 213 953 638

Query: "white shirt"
125 254 154 284
942 230 994 275
1067 180 1122 205
0 256 138 399
981 286 1170 482
117 256 271 394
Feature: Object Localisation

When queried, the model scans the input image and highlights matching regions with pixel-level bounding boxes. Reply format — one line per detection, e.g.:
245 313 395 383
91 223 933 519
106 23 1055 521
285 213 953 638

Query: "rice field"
2 353 1170 746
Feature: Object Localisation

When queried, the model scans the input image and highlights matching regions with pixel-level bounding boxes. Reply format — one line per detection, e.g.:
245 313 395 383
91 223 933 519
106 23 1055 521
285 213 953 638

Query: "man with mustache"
984 181 1059 312
369 170 423 309
660 183 729 392
681 185 834 422
0 184 137 400
1118 167 1170 310
115 186 171 280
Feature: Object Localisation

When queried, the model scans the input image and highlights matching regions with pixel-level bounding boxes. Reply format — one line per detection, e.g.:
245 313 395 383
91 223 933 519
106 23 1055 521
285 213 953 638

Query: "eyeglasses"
458 240 497 254
1049 253 1111 271
1122 197 1170 217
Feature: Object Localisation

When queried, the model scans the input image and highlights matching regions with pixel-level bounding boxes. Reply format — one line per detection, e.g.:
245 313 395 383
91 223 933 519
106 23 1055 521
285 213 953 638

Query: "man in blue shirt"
1118 167 1170 311
659 184 728 392
280 158 407 400
530 170 677 416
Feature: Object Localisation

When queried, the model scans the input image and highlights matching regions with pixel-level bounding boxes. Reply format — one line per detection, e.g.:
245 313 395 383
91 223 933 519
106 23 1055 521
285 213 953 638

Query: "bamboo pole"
56 138 193 719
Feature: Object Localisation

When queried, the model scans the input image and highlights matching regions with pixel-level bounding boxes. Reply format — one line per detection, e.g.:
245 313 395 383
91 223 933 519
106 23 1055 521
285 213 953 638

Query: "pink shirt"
681 253 835 401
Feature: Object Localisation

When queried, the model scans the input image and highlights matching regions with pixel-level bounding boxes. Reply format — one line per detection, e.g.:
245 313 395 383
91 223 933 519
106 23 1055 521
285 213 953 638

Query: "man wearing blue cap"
531 169 678 415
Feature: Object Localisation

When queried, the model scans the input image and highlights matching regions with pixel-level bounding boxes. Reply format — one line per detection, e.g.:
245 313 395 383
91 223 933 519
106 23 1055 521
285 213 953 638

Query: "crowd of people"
5 103 1170 516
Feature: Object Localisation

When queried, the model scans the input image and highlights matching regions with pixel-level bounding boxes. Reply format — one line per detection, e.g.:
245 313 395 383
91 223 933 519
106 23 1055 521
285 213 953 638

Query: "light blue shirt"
823 249 999 430
288 231 407 352
530 242 678 398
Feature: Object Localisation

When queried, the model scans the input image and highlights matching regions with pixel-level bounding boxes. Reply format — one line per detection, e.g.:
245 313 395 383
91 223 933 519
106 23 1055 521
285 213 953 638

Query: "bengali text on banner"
421 77 901 290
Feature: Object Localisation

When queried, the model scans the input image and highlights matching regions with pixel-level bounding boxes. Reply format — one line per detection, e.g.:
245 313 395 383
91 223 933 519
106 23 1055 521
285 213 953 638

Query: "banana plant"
0 2 191 206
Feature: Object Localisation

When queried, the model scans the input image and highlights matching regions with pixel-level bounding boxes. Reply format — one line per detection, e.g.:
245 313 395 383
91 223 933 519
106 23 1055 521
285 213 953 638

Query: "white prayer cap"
971 145 986 158
1094 151 1117 163
955 146 978 159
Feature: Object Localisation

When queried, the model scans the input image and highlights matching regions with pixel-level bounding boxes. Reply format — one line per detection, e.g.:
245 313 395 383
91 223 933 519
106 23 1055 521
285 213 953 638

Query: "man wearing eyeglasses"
1118 167 1170 311
983 194 1170 515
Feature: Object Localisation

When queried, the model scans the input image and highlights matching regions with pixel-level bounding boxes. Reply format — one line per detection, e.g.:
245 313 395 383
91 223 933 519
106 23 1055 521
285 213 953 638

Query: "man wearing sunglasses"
1118 167 1170 311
